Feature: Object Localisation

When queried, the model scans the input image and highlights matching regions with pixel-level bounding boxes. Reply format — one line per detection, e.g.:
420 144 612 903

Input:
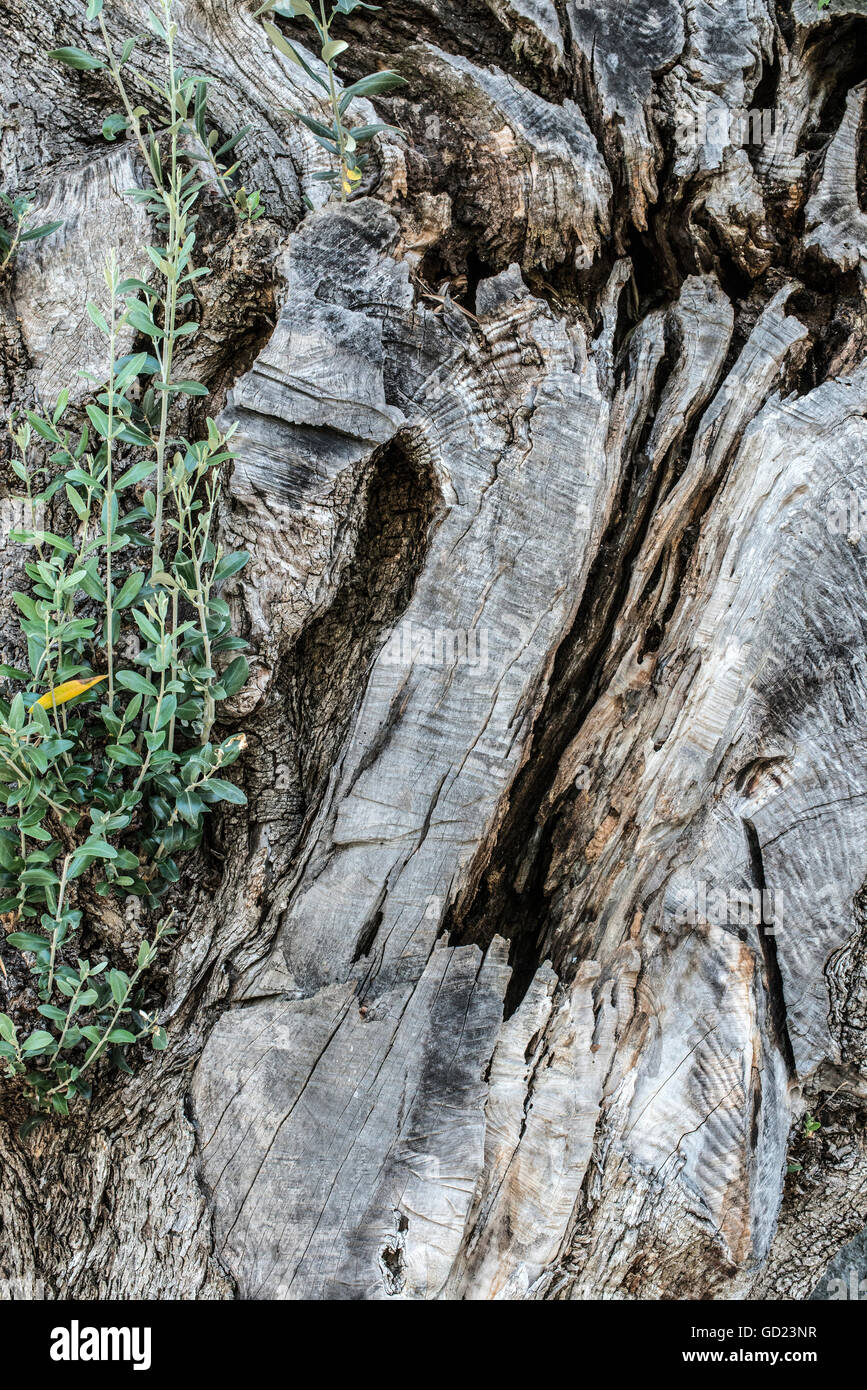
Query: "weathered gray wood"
805 81 867 279
2 0 867 1302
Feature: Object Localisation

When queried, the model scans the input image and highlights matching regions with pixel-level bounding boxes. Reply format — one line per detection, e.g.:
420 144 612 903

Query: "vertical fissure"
743 817 797 1081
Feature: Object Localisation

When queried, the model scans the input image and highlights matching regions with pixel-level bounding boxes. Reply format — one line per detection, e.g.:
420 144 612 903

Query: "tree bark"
2 0 867 1300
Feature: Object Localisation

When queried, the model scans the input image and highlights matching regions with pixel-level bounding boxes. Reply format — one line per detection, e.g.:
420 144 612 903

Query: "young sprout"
257 0 405 200
0 192 62 275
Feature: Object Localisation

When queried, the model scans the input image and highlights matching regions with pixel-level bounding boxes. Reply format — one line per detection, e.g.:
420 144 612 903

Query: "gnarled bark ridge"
2 0 867 1300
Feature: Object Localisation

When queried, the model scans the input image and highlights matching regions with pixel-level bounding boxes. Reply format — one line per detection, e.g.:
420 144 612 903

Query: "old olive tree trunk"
2 0 867 1300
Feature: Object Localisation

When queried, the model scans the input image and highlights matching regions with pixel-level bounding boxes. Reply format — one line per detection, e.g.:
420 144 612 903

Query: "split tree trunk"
2 0 867 1300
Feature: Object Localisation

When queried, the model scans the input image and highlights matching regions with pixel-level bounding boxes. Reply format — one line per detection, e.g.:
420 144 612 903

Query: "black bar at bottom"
0 1295 857 1377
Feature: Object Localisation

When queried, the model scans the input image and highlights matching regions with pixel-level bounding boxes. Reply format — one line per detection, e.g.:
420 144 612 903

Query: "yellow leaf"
30 675 108 711
346 167 362 182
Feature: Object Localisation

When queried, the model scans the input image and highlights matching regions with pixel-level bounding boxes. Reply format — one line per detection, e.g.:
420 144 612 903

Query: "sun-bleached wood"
2 0 866 1301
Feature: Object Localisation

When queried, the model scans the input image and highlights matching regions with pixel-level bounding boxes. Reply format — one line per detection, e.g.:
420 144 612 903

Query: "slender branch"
105 255 118 710
46 852 73 997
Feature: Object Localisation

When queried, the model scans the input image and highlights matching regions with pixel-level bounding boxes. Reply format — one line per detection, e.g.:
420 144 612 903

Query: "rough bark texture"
2 0 867 1300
